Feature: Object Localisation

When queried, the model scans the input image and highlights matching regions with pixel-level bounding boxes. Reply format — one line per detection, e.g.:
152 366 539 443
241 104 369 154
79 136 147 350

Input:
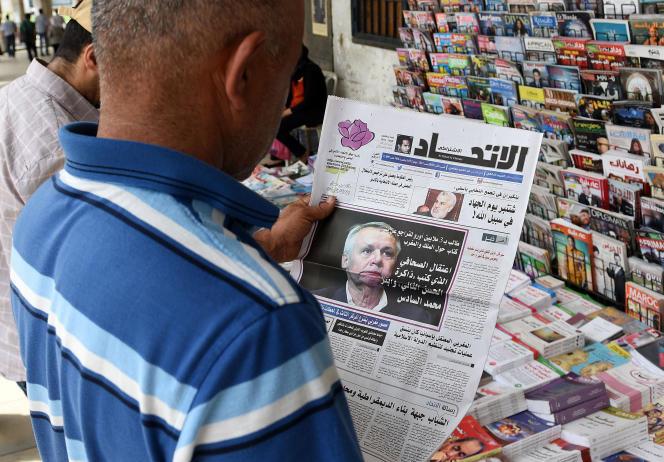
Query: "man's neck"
347 281 384 309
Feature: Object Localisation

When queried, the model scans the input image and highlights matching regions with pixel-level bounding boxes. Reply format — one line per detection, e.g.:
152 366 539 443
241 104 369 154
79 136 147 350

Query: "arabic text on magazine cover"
291 97 543 462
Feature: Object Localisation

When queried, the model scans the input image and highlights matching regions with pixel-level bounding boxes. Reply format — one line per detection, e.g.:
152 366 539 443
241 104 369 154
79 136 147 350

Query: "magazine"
551 218 595 290
294 97 543 461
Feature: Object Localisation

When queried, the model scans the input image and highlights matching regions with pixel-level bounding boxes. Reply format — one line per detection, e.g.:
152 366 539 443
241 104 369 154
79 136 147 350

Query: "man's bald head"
92 0 288 87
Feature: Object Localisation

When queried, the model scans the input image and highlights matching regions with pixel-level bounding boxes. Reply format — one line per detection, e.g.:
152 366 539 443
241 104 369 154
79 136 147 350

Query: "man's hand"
254 195 336 263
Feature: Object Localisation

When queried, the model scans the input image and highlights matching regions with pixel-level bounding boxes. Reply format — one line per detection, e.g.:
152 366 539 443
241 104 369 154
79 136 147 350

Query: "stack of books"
486 410 562 459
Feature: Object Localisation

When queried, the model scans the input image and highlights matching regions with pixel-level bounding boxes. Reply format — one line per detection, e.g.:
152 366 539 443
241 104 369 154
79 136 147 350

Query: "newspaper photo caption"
292 97 542 462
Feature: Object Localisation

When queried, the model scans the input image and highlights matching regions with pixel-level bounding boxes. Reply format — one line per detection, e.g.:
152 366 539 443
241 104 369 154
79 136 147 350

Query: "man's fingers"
307 196 336 221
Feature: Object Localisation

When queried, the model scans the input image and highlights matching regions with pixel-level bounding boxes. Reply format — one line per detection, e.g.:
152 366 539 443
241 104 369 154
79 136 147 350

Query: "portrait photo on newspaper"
297 206 467 328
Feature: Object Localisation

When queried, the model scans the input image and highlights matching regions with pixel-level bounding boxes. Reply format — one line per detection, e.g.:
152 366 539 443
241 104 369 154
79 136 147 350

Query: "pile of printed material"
431 269 664 461
242 160 314 208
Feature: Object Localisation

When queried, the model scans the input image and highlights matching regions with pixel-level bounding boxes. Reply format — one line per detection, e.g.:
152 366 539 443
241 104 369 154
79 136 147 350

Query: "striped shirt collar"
26 60 98 122
59 122 280 229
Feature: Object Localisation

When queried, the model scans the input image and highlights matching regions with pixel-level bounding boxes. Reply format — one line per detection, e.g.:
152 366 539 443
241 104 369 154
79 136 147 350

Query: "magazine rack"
594 30 630 41
602 1 639 19
630 269 664 294
521 225 555 255
527 201 558 221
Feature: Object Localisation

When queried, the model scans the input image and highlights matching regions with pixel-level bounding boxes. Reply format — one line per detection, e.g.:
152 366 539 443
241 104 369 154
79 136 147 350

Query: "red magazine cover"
562 168 610 209
586 41 629 72
553 37 589 69
552 218 596 292
430 416 502 462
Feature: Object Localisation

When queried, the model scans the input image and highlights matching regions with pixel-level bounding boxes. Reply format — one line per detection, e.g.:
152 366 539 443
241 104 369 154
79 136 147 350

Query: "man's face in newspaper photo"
398 138 411 154
434 437 484 461
431 192 457 219
342 227 398 287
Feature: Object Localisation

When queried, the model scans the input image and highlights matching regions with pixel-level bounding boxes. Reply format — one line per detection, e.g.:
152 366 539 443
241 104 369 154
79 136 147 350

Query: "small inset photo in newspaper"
296 206 467 328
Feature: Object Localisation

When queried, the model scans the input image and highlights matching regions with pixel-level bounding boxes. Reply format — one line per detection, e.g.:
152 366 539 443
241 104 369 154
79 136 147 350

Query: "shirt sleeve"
172 299 362 462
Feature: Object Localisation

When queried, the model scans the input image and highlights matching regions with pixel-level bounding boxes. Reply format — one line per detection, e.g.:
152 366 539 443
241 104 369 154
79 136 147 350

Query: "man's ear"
341 254 349 270
81 43 97 72
213 31 266 112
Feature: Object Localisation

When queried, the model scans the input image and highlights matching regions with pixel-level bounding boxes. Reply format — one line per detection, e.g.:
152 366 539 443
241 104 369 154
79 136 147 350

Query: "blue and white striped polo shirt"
10 122 362 461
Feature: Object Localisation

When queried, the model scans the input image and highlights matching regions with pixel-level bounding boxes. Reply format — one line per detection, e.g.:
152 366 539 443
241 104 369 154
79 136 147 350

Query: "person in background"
2 15 16 58
276 44 328 159
35 8 49 56
19 13 37 61
0 1 99 394
11 0 361 460
48 9 65 54
629 138 645 156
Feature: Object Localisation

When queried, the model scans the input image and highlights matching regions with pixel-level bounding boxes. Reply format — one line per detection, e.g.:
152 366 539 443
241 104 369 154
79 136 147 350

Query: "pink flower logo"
338 119 375 151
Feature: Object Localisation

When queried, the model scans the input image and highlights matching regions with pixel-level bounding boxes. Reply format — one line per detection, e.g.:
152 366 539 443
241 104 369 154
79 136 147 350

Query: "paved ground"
0 48 34 88
0 377 39 461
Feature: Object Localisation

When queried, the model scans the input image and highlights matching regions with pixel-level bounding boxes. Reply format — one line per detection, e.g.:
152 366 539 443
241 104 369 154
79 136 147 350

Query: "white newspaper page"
291 97 542 462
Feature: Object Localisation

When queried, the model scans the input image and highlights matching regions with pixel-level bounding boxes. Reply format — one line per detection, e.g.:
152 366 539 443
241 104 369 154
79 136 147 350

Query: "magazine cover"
553 37 589 69
524 214 554 251
467 76 493 101
556 197 592 229
423 92 445 114
512 105 543 131
539 110 575 145
592 231 629 303
410 48 432 72
651 134 664 167
399 27 416 48
508 0 537 12
556 11 594 38
442 96 465 115
478 35 499 54
519 85 546 109
609 178 641 220
504 13 533 36
562 168 610 208
434 32 477 53
495 58 525 83
638 229 664 266
589 206 637 255
406 85 426 111
645 165 664 199
540 138 572 166
522 61 550 87
518 241 552 277
551 218 595 290
394 67 427 88
629 256 664 292
435 12 453 33
591 18 631 41
544 88 579 115
486 411 559 445
576 95 612 120
619 67 664 105
629 14 664 45
430 416 503 462
411 10 438 32
580 70 622 99
412 28 436 53
529 184 558 219
612 101 656 128
536 162 565 195
471 54 496 77
642 196 664 232
392 86 409 108
495 35 527 62
586 41 629 71
524 36 558 63
455 12 481 33
482 103 512 126
530 12 558 37
603 151 650 197
572 118 608 153
547 64 583 91
549 342 630 377
462 98 485 119
490 78 519 105
606 125 653 158
479 12 506 35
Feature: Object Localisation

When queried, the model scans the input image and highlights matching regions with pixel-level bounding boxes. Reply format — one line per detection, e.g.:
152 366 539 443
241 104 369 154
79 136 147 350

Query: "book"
634 337 664 371
486 411 562 459
626 281 664 331
525 373 607 414
535 275 565 292
560 408 648 460
511 439 589 462
629 256 664 293
591 231 629 304
560 296 605 317
532 394 611 425
597 362 664 411
529 184 558 220
579 316 624 342
570 149 603 173
494 358 564 391
562 168 610 209
431 416 503 462
585 306 645 333
486 339 537 375
499 296 536 323
580 69 622 99
572 118 608 154
548 342 631 377
636 402 664 443
551 218 595 291
613 327 662 350
501 314 552 336
470 381 529 426
608 441 664 461
510 284 557 310
507 269 534 294
515 320 585 357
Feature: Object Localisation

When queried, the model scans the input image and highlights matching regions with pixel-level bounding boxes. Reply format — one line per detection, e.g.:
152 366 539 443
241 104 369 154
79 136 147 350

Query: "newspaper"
291 97 542 462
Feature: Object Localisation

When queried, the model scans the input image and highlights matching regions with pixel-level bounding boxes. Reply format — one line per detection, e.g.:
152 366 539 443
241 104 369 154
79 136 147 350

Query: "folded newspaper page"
292 97 542 462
